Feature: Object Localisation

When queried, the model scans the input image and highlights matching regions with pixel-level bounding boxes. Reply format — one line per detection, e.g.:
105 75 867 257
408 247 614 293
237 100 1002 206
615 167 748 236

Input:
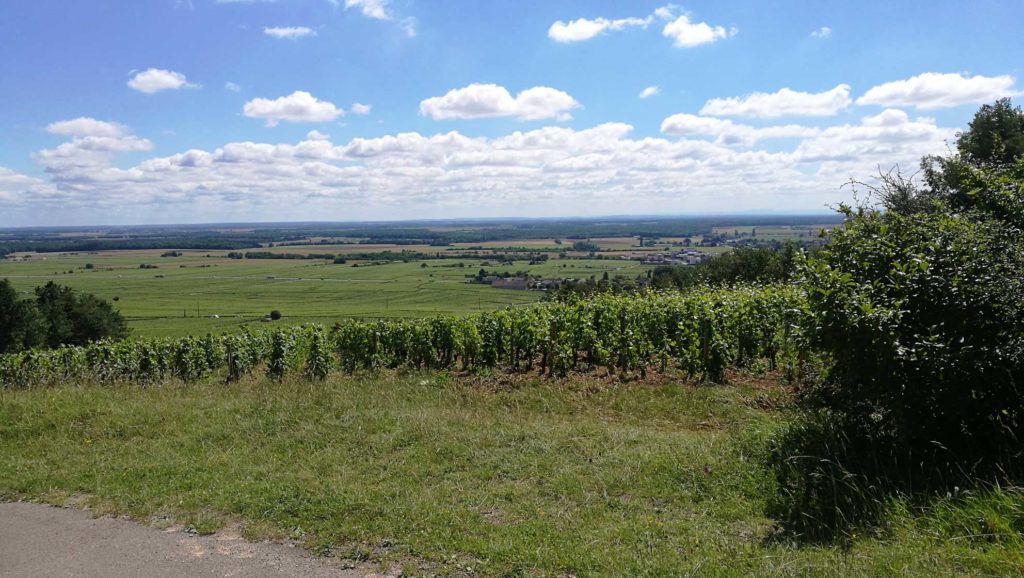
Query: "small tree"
269 310 282 321
0 280 43 353
956 97 1024 166
34 282 128 348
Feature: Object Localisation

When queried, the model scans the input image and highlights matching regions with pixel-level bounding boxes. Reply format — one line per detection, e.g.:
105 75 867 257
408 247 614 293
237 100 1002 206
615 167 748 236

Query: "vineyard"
0 286 803 388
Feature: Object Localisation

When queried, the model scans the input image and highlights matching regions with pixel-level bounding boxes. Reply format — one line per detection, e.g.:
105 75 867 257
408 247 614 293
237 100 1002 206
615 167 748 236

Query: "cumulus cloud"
127 68 199 94
399 16 417 37
419 84 580 121
0 167 52 203
344 0 389 20
856 72 1021 110
811 26 832 38
350 102 372 115
34 119 153 184
661 114 819 146
264 26 316 39
548 15 652 43
4 104 960 224
242 91 345 126
548 5 734 48
662 14 736 48
639 86 660 99
792 109 951 163
47 118 129 138
225 82 241 92
700 84 852 118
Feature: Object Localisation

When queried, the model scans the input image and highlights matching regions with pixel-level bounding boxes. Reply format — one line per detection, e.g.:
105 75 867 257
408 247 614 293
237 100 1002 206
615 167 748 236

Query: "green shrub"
798 206 1024 468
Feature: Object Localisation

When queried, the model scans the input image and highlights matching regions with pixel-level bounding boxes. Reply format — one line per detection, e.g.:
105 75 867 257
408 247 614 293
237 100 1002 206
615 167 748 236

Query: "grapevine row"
0 286 803 388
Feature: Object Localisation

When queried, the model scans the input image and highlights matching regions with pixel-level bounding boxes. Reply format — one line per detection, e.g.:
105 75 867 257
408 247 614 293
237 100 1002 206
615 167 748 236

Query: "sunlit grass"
2 372 1020 576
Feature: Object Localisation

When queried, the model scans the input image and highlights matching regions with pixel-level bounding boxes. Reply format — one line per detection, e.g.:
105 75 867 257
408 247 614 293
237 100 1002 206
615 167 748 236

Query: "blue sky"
1 0 1021 226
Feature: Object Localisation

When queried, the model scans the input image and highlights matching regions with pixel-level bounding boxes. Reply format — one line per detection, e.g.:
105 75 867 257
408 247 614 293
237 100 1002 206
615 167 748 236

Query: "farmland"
711 224 835 241
6 210 1020 576
0 217 838 337
0 250 653 337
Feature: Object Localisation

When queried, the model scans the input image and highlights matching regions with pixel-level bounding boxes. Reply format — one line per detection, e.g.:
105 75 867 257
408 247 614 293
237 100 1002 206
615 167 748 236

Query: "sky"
1 0 1022 226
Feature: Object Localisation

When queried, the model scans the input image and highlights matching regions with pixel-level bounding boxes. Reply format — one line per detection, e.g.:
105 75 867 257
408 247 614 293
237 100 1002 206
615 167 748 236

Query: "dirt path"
0 502 387 578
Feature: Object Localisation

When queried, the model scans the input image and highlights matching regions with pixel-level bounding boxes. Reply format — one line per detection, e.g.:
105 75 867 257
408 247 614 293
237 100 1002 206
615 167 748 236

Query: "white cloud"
34 120 153 183
548 6 733 48
639 86 660 99
332 0 415 37
264 26 316 39
419 83 580 121
856 72 1021 110
811 26 832 38
127 68 199 94
0 167 52 203
701 84 852 118
662 14 736 48
350 102 372 115
344 0 389 20
225 82 241 92
792 109 952 163
47 118 129 138
548 15 652 43
661 113 819 146
242 91 345 126
400 17 418 37
6 106 959 225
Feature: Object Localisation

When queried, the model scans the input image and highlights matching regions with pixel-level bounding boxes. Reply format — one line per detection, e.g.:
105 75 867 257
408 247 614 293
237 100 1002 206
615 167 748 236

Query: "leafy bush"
0 281 128 352
34 282 130 348
304 326 332 380
0 280 43 353
798 206 1024 469
652 244 798 289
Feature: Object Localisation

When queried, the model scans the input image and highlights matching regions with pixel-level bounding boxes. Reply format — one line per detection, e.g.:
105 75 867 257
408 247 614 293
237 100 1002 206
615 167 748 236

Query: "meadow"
2 372 1019 577
0 249 652 337
711 225 834 241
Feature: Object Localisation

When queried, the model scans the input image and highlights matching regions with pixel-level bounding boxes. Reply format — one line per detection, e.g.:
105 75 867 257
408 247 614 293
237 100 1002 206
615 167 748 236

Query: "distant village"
466 273 564 291
636 249 708 266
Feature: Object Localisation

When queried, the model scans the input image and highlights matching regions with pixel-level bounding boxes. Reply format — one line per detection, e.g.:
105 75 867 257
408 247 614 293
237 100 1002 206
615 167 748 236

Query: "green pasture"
0 251 650 337
3 372 1018 576
712 225 833 240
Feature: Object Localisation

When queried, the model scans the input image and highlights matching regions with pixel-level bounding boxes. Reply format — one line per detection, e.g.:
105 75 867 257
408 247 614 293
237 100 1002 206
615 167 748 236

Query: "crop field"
449 238 563 250
712 225 834 240
0 250 652 338
258 243 436 255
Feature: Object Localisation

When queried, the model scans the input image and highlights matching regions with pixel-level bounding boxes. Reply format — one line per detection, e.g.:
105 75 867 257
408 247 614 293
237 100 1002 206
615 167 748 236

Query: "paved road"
0 502 382 578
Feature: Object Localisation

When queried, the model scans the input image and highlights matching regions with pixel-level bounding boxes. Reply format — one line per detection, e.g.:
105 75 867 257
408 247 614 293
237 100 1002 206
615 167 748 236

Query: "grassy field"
0 251 651 337
1 372 1019 576
711 225 834 240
